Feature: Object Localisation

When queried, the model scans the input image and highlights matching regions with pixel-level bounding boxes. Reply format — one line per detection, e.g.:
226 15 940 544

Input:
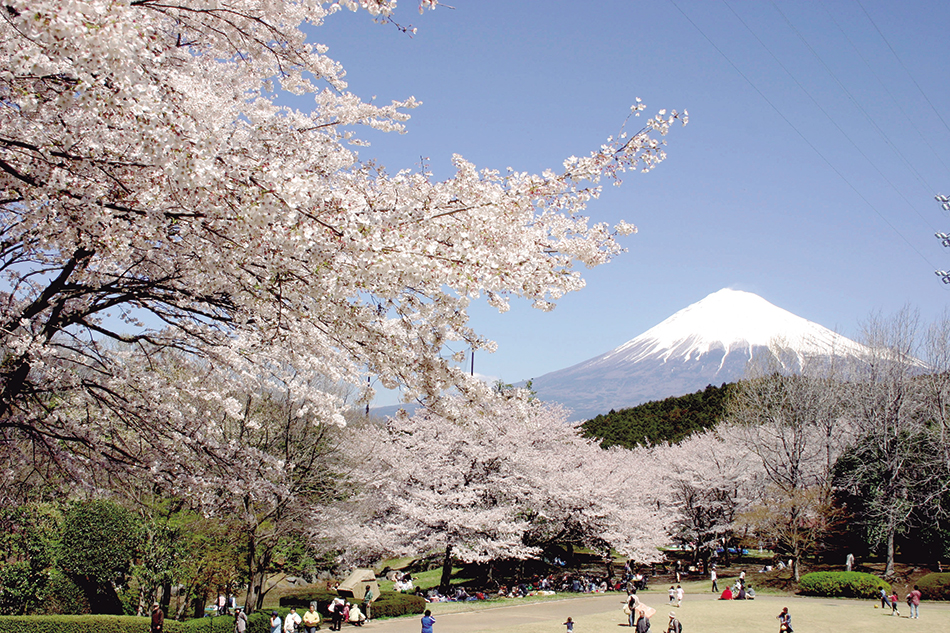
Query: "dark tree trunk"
160 581 172 615
438 545 453 595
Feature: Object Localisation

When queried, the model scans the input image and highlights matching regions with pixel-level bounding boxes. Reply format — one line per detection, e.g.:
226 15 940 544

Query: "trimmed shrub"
0 614 151 633
916 573 950 601
278 590 336 612
369 593 425 618
798 571 890 598
0 610 282 633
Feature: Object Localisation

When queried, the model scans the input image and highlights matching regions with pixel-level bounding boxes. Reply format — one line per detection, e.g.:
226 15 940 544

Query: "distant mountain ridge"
527 288 866 421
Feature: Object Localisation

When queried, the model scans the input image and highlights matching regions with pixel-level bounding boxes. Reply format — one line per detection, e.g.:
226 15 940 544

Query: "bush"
278 591 425 619
0 614 150 633
369 593 425 618
916 573 950 601
0 610 285 633
278 590 336 612
798 571 890 598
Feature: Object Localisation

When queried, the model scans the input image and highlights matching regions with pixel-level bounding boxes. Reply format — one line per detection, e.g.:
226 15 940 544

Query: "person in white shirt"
284 607 302 633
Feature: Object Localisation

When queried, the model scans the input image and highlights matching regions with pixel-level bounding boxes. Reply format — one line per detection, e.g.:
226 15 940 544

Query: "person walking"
635 612 650 633
675 585 683 608
421 609 436 633
234 607 248 633
150 603 164 633
284 607 302 633
625 592 640 628
907 585 922 619
331 597 345 631
777 607 793 632
667 612 682 633
270 611 282 633
563 617 574 633
303 602 321 633
710 567 718 592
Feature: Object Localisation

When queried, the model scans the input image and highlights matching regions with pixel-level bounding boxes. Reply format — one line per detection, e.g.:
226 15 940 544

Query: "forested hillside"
580 382 736 448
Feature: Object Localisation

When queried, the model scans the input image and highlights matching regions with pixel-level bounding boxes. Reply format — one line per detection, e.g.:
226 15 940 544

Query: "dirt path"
359 591 722 633
363 594 619 633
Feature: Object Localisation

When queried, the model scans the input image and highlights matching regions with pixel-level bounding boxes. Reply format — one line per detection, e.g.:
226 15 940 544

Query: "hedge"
279 591 425 619
798 571 890 598
0 609 275 633
916 573 950 601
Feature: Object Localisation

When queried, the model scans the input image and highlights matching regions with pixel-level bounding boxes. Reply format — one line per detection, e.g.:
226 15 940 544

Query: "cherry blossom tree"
337 393 668 592
165 369 355 613
652 429 759 572
0 0 685 479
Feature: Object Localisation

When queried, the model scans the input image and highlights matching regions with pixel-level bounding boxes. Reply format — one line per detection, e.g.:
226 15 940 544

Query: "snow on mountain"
528 288 866 421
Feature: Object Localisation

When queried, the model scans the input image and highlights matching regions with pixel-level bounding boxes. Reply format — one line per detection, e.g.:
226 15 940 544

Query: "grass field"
393 589 950 633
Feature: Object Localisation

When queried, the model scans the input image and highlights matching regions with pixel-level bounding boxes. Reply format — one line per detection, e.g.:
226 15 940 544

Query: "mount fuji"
528 288 866 421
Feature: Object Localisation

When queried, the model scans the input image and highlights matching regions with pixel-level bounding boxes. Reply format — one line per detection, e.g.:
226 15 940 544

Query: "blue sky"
308 1 950 405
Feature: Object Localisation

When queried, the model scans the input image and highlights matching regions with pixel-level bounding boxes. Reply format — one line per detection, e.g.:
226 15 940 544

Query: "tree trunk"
191 595 204 620
161 581 172 616
885 526 895 577
245 533 259 612
438 545 453 595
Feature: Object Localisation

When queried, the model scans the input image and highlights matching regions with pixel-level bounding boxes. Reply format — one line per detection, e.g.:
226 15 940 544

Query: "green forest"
580 382 736 448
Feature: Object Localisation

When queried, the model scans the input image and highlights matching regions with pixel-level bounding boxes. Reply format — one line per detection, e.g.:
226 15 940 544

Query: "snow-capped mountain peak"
605 288 862 366
527 288 866 421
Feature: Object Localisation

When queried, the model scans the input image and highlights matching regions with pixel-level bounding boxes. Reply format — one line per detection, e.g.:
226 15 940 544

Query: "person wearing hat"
667 612 681 633
234 606 248 633
150 603 164 633
270 610 282 633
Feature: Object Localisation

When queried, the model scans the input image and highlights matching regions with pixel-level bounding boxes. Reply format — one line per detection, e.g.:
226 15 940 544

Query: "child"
777 607 792 632
889 592 901 616
563 617 574 633
668 586 676 605
675 585 684 607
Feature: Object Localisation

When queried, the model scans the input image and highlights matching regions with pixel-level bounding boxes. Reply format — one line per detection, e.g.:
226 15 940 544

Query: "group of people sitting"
390 571 415 593
719 579 756 600
423 587 491 603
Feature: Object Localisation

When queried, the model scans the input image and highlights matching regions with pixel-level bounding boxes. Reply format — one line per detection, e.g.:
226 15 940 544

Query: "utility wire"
739 0 938 233
667 0 939 273
770 1 940 205
856 0 950 139
819 0 950 183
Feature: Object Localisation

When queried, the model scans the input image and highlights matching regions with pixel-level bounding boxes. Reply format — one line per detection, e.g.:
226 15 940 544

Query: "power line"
819 0 950 183
725 0 939 234
667 0 940 273
856 0 950 140
769 1 940 205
